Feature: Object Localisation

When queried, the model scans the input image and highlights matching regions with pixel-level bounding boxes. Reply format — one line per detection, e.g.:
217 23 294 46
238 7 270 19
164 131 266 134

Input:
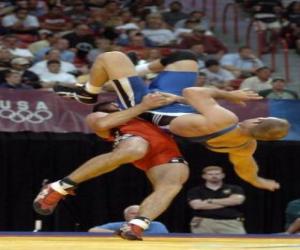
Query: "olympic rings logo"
0 108 53 124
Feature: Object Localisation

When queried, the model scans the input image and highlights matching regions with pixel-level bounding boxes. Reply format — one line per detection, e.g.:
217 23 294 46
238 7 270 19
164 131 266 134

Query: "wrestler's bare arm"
184 87 262 104
87 93 176 133
228 141 280 191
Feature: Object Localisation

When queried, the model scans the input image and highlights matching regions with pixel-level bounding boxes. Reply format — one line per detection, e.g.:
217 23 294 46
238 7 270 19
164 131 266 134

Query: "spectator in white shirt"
39 60 77 89
239 66 273 92
29 49 77 75
220 46 264 78
1 7 39 34
1 34 34 59
200 59 235 90
142 13 176 46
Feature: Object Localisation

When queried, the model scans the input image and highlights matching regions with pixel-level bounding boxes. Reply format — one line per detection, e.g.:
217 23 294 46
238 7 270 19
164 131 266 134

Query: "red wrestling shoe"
33 184 68 215
117 223 144 241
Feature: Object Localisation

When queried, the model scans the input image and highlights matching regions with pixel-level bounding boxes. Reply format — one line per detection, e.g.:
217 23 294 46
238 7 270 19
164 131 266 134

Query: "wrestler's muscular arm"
228 140 280 192
87 93 176 137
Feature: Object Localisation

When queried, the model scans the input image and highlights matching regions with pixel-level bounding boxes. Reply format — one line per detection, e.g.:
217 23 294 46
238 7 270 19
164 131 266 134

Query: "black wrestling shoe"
53 84 98 104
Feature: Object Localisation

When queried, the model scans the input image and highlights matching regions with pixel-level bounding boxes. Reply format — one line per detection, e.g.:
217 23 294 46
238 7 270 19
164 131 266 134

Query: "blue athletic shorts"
111 71 198 115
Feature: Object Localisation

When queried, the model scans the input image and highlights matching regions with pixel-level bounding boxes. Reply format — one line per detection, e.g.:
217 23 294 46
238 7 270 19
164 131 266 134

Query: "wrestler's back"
206 127 256 154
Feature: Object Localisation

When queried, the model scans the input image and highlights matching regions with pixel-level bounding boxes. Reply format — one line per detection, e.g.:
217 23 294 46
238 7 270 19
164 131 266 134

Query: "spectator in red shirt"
179 26 228 56
39 5 73 32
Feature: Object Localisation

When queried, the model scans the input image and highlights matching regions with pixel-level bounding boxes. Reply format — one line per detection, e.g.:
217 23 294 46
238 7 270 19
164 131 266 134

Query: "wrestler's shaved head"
249 117 290 141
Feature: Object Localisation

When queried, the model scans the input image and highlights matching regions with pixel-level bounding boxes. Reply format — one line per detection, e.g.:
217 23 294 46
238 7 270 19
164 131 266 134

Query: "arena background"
0 133 299 234
0 0 300 236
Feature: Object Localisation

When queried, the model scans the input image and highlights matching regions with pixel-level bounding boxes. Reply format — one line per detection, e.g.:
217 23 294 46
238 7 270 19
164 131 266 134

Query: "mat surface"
1 233 300 250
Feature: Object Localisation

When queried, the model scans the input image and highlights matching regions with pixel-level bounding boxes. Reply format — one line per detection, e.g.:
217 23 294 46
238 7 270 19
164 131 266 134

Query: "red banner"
0 89 95 133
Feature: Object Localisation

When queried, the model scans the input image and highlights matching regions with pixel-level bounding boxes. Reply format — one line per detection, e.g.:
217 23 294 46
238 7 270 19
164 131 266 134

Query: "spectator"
162 1 188 27
285 198 300 234
88 205 169 234
249 0 288 52
0 70 33 89
280 22 300 53
195 72 208 87
9 57 41 89
1 35 34 59
239 66 273 92
0 1 14 18
34 38 75 63
165 0 203 14
259 77 298 99
27 0 48 17
62 24 95 50
39 5 73 32
179 26 228 56
200 59 235 90
250 0 286 29
28 30 57 55
220 46 264 78
87 9 105 35
0 47 13 71
29 49 77 75
117 28 157 47
187 166 246 234
1 7 39 34
65 0 90 25
286 1 300 25
174 18 213 44
142 13 176 46
38 60 77 89
175 10 210 31
190 43 210 69
145 48 162 62
119 30 156 59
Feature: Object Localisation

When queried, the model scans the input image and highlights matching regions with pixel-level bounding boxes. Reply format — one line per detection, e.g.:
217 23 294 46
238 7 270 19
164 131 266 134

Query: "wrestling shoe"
53 84 98 104
33 184 73 215
116 223 144 241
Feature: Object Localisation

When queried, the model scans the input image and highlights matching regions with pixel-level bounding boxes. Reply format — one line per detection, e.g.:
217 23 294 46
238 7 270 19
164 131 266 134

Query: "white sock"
129 218 150 230
50 181 69 195
85 82 102 94
135 63 152 76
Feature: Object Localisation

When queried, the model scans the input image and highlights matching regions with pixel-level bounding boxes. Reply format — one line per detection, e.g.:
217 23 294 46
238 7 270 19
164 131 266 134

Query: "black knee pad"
160 50 197 66
169 157 188 166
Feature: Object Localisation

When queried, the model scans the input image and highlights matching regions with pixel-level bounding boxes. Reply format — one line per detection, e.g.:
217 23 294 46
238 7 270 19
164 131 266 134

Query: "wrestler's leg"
118 162 189 240
53 51 141 104
33 136 149 215
66 137 149 183
169 87 239 137
140 163 189 220
89 51 137 87
136 50 198 76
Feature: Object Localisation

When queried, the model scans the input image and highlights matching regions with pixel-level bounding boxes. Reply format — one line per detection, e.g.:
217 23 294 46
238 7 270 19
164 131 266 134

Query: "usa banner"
0 89 94 133
0 89 299 140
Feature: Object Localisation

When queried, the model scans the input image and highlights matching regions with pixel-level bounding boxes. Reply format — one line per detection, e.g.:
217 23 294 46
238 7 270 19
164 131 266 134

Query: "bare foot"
255 177 280 191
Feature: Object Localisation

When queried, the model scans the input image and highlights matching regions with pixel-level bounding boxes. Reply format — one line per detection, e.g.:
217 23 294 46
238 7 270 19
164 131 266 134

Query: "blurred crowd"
0 0 297 99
